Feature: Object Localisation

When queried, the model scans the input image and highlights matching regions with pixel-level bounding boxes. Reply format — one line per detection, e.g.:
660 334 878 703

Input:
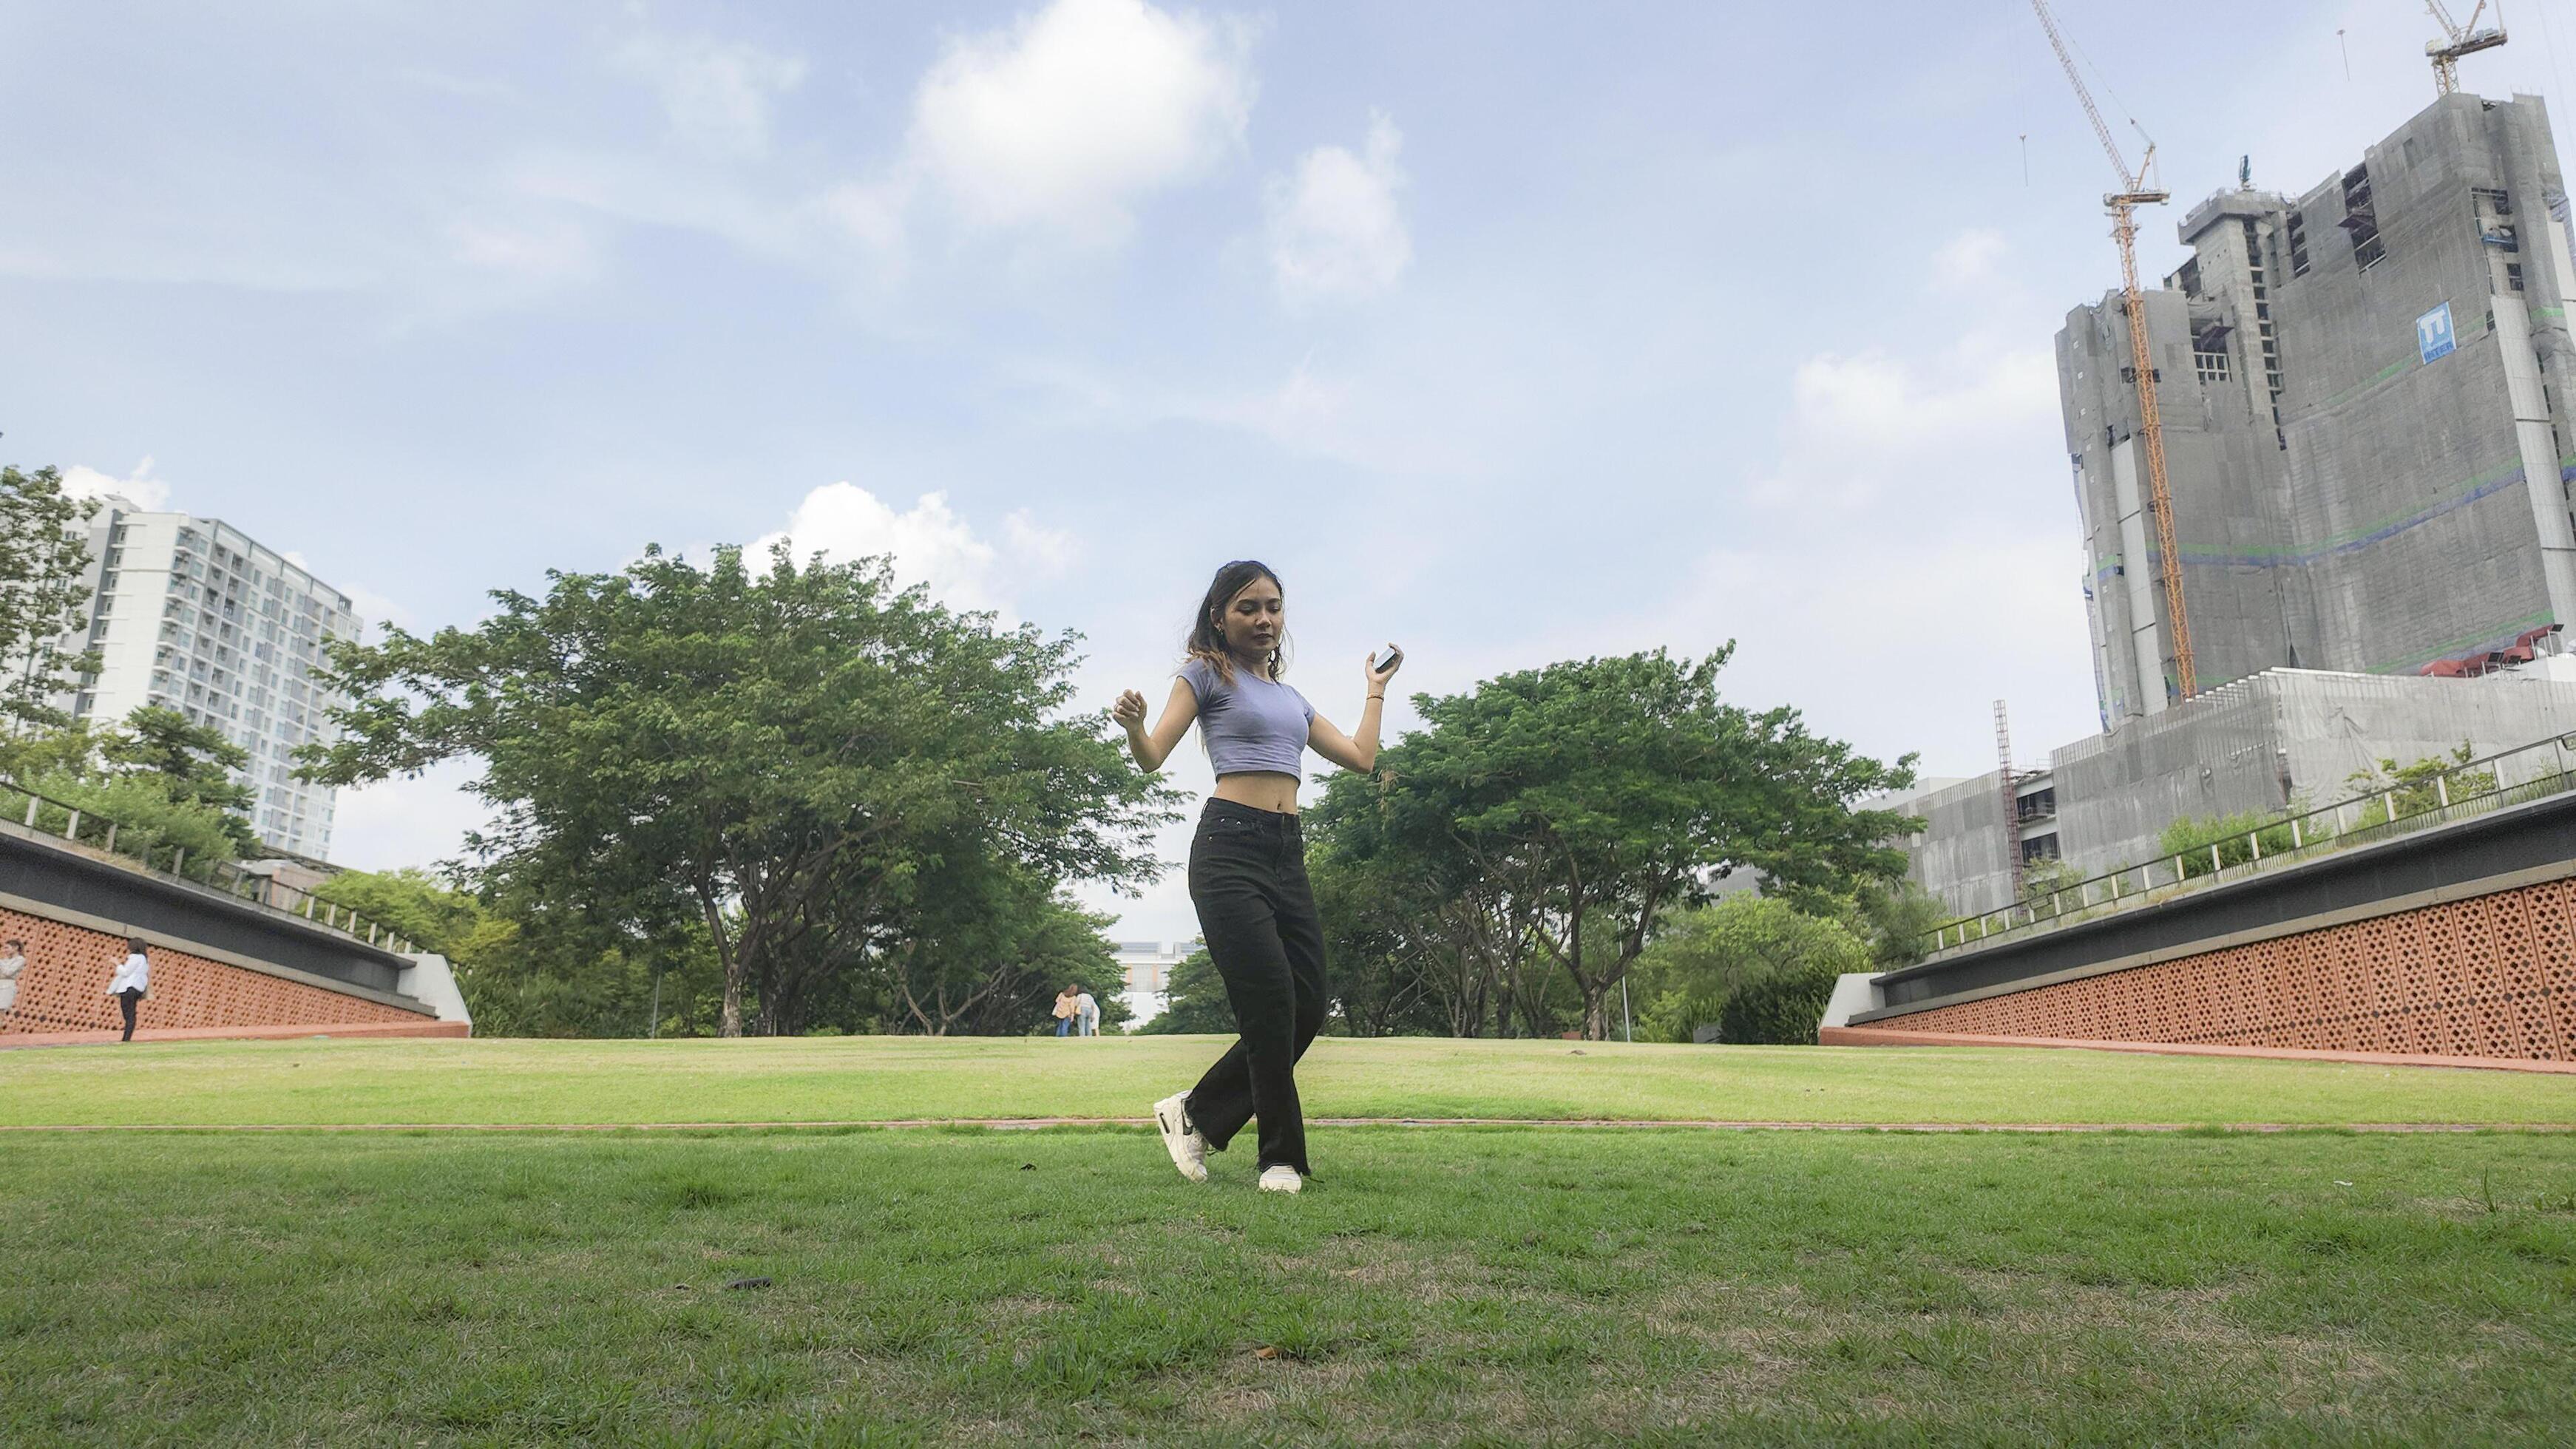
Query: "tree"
302 545 1176 1036
1372 648 1917 1039
98 705 260 851
1137 949 1236 1034
878 849 1123 1037
2346 742 2495 824
1850 879 1949 969
0 465 99 734
1629 895 1870 1044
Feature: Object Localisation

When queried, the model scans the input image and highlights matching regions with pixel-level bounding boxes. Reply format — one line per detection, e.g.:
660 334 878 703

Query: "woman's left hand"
1366 648 1403 692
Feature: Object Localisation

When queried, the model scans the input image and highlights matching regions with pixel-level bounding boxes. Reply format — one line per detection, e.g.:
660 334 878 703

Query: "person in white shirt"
104 937 149 1042
0 937 24 1017
1075 986 1100 1037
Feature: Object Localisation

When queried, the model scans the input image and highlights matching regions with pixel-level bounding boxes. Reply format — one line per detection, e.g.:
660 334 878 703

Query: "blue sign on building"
2418 301 2457 364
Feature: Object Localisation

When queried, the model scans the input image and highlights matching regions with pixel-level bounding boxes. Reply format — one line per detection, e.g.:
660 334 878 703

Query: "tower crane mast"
2029 0 2196 702
2427 2 2507 97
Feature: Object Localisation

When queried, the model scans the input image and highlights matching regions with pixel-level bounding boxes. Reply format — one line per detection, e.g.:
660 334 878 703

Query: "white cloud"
611 32 807 160
328 758 491 874
909 0 1255 244
60 458 174 512
1931 227 2007 289
1267 112 1411 303
1749 341 2059 515
750 483 1077 617
446 215 600 284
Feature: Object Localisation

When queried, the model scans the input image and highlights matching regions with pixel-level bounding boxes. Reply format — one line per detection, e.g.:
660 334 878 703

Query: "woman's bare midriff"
1211 771 1302 815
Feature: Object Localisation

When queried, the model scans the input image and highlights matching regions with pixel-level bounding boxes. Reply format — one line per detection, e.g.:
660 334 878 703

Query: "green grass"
4 1127 2573 1444
4 1035 2572 1128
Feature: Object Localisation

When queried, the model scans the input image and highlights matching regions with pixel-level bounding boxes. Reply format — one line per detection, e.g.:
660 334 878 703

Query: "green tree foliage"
1136 949 1235 1035
2158 810 2300 879
2345 742 2496 826
1849 879 1949 969
2017 854 2084 906
880 854 1124 1037
1628 895 1869 1045
98 705 260 852
312 862 737 1040
302 544 1175 1036
0 465 99 734
18 765 245 874
1334 648 1915 1039
4 704 258 875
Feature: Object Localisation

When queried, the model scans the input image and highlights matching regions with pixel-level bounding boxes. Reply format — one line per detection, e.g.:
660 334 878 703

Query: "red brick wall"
0 906 432 1036
1885 878 2576 1062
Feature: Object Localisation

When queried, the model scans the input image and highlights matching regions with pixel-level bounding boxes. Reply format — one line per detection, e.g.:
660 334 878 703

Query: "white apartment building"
55 498 362 859
1113 937 1199 1025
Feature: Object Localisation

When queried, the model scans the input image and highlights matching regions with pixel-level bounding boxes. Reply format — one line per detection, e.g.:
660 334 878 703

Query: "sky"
9 0 2576 943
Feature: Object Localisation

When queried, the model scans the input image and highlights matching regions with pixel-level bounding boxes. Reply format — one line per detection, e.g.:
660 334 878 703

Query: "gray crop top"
1180 656 1315 778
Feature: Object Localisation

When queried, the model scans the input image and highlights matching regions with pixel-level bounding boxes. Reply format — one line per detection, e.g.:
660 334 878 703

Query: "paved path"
2 1117 2569 1133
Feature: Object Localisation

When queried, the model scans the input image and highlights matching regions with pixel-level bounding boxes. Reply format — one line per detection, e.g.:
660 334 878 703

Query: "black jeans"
116 988 141 1042
1185 798 1330 1176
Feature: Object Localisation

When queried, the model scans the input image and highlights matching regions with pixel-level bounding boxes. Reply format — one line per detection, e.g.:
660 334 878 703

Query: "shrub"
1718 966 1843 1046
1627 896 1869 1045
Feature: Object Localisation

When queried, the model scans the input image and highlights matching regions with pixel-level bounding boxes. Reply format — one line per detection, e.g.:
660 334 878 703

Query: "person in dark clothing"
1114 561 1401 1194
105 937 149 1042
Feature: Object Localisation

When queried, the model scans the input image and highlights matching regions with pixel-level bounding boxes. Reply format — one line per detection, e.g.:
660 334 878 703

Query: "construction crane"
2029 0 2195 702
2427 2 2507 96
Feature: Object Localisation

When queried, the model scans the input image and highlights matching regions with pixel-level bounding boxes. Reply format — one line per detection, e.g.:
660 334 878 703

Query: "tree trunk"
702 891 745 1039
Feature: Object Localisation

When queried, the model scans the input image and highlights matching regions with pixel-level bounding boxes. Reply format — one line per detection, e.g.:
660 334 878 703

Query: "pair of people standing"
1051 983 1099 1037
0 936 149 1039
1114 561 1400 1195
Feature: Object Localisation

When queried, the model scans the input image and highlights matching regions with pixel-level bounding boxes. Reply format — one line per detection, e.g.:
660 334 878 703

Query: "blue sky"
8 1 2574 941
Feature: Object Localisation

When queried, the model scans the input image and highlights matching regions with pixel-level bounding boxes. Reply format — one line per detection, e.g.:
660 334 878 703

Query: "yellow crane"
2427 1 2507 96
2029 0 2194 700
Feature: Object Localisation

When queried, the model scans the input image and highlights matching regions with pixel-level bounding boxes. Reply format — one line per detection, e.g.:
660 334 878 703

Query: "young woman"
105 937 149 1043
0 937 24 1018
1114 560 1400 1195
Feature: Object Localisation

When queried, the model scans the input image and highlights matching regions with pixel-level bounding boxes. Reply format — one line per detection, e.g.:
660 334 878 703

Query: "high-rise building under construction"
2059 91 2576 725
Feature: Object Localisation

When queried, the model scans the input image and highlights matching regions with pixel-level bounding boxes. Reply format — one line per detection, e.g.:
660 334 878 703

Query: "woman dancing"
1114 560 1400 1194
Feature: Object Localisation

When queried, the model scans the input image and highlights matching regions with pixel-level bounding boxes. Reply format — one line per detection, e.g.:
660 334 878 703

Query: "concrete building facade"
53 499 362 859
1902 664 2576 916
2060 92 2576 724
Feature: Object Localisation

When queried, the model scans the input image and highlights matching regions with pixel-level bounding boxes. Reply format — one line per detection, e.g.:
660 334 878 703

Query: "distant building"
51 499 363 859
1902 664 2576 915
1900 89 2576 917
1112 937 1199 1025
2060 92 2576 721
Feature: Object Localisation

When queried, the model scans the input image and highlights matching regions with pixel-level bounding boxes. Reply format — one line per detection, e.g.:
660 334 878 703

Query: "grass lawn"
4 1034 2574 1128
3 1126 2573 1444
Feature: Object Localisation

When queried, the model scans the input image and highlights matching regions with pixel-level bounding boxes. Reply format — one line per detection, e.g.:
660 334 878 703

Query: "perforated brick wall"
0 906 430 1037
1888 878 2576 1061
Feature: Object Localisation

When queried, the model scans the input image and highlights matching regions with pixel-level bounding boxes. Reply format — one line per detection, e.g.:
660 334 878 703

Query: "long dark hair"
1184 560 1290 685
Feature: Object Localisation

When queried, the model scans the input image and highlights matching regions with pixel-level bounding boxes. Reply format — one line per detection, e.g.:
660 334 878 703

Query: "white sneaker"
1258 1165 1304 1194
1153 1093 1209 1183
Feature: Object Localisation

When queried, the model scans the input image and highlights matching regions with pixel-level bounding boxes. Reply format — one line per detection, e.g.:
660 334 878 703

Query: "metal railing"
1916 730 2576 957
0 774 413 955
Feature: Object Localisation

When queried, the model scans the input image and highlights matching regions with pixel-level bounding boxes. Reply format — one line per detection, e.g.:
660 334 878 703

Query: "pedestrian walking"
1114 560 1400 1194
1076 985 1100 1037
1052 983 1080 1037
0 937 24 1017
105 937 149 1042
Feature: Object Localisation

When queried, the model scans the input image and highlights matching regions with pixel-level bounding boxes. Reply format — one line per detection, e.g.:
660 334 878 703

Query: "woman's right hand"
1113 689 1148 733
